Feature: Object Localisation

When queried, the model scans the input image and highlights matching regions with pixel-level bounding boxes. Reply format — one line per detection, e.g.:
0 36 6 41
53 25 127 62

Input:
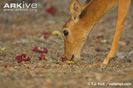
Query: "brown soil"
0 0 133 88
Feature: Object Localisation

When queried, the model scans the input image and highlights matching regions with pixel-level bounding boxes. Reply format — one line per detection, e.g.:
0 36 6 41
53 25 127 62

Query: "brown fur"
63 0 131 65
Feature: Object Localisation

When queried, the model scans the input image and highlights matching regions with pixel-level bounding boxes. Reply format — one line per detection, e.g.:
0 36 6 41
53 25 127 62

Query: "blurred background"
0 0 132 31
0 0 133 88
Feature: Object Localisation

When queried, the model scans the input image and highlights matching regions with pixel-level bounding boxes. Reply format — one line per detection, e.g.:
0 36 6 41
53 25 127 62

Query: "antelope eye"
63 30 69 36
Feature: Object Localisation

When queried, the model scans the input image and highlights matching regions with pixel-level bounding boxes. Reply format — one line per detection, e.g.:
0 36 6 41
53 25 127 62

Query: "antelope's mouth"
70 54 75 60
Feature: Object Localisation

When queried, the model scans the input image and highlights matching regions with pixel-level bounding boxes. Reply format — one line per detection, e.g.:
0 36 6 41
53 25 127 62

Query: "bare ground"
0 0 133 88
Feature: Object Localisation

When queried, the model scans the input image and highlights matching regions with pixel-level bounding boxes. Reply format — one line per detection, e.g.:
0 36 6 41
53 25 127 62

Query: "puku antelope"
62 0 131 65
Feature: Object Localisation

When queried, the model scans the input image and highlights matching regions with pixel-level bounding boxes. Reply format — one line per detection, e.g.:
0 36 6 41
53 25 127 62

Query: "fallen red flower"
42 31 50 39
23 56 31 62
32 47 42 53
16 55 23 63
39 53 46 60
32 47 48 54
15 54 31 63
46 6 57 15
43 48 48 53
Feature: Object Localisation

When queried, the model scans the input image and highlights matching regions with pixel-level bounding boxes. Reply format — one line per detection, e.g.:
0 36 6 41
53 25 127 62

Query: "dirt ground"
0 0 133 88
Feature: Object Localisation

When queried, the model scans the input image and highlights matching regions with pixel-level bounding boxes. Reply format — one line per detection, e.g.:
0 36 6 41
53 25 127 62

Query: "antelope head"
63 0 90 60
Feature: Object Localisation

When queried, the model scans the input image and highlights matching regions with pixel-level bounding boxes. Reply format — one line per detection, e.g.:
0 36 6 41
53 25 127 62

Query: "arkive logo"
3 1 38 11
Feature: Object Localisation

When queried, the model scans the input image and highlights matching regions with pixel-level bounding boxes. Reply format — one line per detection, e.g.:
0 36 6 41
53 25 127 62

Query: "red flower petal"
32 47 48 54
39 53 46 60
32 47 39 52
43 48 48 53
23 56 31 62
46 6 57 15
42 31 50 39
16 55 23 63
15 54 31 63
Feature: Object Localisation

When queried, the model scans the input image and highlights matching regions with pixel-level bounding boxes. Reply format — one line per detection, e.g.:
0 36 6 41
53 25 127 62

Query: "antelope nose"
71 54 75 60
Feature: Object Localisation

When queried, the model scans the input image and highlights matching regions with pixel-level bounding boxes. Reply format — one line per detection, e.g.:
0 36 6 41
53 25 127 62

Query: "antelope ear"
69 0 82 21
